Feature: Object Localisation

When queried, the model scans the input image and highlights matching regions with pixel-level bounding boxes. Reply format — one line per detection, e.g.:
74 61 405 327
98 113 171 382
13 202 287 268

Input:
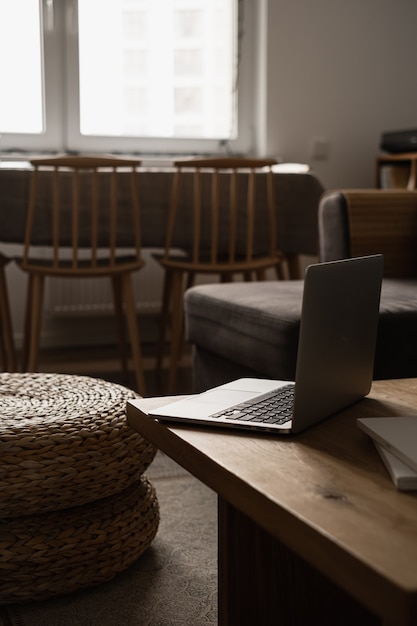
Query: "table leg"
217 497 381 626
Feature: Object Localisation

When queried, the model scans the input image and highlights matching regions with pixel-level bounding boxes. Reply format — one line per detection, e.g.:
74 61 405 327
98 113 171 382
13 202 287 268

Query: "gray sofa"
185 189 417 392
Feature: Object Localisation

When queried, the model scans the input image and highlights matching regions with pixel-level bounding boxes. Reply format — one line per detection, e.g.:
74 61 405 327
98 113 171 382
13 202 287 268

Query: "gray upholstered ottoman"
185 278 417 393
185 281 304 392
0 373 159 603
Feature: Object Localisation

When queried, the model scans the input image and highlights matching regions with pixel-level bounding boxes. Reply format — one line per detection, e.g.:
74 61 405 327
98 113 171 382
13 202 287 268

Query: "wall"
259 0 417 189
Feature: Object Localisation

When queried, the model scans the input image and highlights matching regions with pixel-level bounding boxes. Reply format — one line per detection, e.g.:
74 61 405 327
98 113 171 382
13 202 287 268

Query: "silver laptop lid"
291 254 383 433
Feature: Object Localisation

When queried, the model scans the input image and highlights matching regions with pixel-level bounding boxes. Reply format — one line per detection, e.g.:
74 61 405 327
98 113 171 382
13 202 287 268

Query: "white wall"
258 0 417 189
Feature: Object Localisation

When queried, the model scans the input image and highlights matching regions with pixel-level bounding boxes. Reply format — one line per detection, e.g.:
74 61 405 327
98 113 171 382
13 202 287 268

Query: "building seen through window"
0 0 249 155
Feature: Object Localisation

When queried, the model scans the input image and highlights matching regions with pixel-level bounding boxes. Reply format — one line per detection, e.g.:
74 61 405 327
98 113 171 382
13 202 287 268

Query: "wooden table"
127 379 417 626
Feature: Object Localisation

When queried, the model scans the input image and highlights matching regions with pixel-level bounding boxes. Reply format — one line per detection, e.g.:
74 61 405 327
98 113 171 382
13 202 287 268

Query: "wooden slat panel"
345 190 417 278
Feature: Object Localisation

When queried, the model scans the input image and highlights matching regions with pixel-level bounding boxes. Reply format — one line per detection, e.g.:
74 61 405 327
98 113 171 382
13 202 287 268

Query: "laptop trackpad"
151 389 259 419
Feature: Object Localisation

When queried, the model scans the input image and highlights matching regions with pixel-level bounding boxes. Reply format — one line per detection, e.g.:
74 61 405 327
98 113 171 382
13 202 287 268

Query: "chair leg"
0 318 6 370
177 271 195 354
158 269 193 391
275 255 288 280
168 270 185 394
119 272 146 396
285 253 301 279
0 261 16 371
185 271 195 290
22 273 44 372
21 277 32 371
156 269 173 374
111 275 129 384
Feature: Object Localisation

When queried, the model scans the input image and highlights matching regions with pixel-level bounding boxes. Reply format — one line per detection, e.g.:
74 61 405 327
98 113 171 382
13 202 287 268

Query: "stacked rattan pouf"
0 372 159 603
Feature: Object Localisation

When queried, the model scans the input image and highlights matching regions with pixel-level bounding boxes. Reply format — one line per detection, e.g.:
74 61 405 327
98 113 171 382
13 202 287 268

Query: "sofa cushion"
185 278 417 389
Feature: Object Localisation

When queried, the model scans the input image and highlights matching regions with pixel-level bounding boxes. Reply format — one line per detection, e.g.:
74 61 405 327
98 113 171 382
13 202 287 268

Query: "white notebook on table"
373 441 417 491
357 417 417 489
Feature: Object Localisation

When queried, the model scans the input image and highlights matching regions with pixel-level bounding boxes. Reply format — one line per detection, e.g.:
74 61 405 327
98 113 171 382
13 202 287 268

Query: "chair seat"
18 254 144 276
158 253 282 274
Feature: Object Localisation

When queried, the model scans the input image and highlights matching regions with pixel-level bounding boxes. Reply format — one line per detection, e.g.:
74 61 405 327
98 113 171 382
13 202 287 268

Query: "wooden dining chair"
17 155 146 394
156 156 286 392
0 255 16 371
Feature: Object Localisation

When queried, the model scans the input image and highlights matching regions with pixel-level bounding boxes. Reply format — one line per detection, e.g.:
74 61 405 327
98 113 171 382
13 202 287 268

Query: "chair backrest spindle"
193 168 202 264
246 168 256 262
130 167 142 263
164 168 181 260
91 167 99 268
229 169 238 263
211 169 220 265
52 167 61 268
24 169 38 266
266 168 277 256
71 167 80 270
110 167 118 268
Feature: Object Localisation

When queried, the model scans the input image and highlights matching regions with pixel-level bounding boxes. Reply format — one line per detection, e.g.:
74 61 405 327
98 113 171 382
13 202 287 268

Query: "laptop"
139 255 383 435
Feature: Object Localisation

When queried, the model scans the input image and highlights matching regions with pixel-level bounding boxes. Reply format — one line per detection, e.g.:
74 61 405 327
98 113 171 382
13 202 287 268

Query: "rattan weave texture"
0 475 159 603
0 373 156 518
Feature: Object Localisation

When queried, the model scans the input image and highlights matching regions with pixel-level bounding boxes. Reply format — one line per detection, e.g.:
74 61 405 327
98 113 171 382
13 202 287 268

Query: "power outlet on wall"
310 137 329 160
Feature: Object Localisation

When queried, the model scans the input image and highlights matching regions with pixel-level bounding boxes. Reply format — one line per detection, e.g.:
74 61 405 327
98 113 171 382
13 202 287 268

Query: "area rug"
1 452 217 626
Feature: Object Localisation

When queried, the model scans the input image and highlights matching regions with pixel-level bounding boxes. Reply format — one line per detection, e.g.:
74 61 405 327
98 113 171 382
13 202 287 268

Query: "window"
1 0 254 156
0 0 44 134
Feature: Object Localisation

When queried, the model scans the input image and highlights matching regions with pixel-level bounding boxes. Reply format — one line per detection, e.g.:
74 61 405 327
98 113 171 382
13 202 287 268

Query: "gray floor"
1 452 218 626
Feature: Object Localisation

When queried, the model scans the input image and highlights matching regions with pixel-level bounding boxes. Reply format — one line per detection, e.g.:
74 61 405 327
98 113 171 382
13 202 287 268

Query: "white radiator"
47 249 165 316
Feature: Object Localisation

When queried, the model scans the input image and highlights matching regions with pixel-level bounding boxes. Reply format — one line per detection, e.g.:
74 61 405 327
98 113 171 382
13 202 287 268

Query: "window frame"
1 0 255 156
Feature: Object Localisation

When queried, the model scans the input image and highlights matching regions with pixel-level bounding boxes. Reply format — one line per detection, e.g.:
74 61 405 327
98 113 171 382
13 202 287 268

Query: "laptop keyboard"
211 384 295 426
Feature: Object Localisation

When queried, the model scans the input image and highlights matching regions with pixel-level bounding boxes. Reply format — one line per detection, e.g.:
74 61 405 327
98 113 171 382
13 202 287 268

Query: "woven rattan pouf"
0 373 159 603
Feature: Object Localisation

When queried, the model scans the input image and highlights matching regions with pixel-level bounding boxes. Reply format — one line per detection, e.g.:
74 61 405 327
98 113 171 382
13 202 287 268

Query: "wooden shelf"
376 152 417 189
